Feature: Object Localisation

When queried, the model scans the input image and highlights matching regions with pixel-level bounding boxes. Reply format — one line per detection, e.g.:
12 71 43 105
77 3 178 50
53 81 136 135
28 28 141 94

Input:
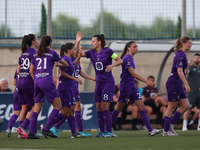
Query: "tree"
0 24 14 37
52 13 80 38
150 17 176 38
175 15 181 38
40 2 47 36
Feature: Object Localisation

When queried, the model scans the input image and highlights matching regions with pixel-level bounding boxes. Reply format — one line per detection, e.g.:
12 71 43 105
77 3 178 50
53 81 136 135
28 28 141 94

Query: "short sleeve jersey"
71 56 82 89
167 50 188 85
120 54 135 86
84 47 114 82
31 49 62 83
187 64 200 92
58 55 74 91
142 86 158 103
18 47 36 87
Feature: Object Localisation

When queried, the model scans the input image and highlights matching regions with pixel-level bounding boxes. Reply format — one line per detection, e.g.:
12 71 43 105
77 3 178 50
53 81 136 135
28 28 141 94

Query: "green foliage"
175 15 182 38
0 24 14 37
52 13 80 38
40 2 47 36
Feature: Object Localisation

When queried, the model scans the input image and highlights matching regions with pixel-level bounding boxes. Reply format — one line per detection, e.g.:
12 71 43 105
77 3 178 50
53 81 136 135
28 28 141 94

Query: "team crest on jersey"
97 57 100 61
125 98 128 101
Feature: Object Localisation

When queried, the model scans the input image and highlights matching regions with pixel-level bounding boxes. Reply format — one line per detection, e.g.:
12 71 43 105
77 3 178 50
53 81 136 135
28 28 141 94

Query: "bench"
121 94 198 130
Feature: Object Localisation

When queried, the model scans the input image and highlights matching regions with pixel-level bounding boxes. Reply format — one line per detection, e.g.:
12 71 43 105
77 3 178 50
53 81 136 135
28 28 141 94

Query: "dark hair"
37 35 52 57
174 35 191 52
148 75 155 81
194 53 200 57
60 42 75 57
120 41 135 59
93 34 106 48
21 34 36 53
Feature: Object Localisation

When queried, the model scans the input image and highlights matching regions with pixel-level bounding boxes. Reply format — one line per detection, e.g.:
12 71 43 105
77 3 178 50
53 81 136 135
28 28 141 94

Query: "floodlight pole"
5 0 7 38
193 0 196 38
47 0 52 36
182 0 187 36
100 0 104 34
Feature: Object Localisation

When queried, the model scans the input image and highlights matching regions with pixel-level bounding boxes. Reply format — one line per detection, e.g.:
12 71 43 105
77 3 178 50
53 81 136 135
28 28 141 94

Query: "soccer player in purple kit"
6 70 22 138
81 34 123 137
163 36 192 136
50 32 95 137
16 34 38 139
111 41 162 136
19 35 68 139
54 42 86 138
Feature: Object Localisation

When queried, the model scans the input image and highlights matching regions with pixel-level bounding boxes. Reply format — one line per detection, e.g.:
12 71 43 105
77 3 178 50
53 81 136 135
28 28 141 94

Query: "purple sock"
171 111 182 125
44 109 59 131
29 112 39 135
97 111 105 132
19 121 23 127
52 113 65 128
164 116 171 132
35 120 38 134
20 118 30 129
67 116 76 134
102 110 112 132
75 111 83 132
112 109 119 126
8 114 18 130
139 110 153 132
54 117 67 128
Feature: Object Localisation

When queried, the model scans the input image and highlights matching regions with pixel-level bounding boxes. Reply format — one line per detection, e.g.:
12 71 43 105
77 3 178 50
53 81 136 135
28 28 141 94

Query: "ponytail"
120 41 135 59
93 34 106 48
60 45 65 57
21 35 28 53
174 35 191 52
38 35 52 57
59 42 75 57
21 34 36 53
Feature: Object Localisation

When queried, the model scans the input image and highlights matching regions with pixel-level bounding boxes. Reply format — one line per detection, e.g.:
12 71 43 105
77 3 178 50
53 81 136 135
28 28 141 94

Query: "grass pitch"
0 130 199 150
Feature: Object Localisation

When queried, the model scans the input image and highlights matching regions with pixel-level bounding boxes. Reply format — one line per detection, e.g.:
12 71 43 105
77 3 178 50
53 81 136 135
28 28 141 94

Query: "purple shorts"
166 81 187 102
94 80 115 103
18 87 34 107
58 90 76 108
118 85 142 104
13 89 22 111
73 86 81 102
34 82 59 103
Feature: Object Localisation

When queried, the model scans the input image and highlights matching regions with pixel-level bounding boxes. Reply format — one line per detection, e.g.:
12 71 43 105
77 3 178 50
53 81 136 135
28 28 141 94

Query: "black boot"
131 118 139 130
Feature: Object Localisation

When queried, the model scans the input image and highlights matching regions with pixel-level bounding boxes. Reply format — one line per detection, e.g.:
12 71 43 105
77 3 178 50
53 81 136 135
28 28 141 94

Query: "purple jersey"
58 55 74 91
18 47 36 88
120 54 135 87
31 49 62 83
85 47 114 82
167 50 188 85
71 56 82 89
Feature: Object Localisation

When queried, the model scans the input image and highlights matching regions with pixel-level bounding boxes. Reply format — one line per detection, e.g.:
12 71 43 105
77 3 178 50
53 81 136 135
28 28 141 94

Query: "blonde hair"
174 35 191 52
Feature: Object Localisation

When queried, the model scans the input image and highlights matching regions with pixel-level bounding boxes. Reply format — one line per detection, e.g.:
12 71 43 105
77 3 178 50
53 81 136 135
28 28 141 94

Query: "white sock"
189 120 194 125
198 120 200 127
183 120 188 128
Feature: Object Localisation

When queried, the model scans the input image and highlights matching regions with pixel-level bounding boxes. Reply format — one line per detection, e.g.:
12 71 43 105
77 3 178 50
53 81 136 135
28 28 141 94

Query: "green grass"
0 130 199 150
